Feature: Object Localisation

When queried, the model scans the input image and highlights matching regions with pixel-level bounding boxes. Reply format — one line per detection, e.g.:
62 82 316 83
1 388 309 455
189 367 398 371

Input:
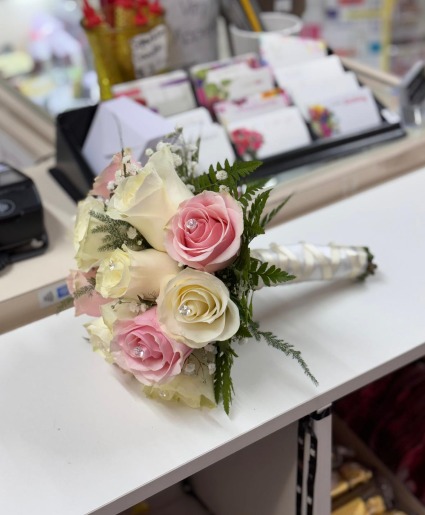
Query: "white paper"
292 71 361 118
260 35 327 70
274 55 345 94
82 97 174 175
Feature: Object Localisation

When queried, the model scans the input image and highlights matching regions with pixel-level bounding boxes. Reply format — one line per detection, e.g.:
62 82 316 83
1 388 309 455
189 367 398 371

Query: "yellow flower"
74 196 110 272
157 268 240 348
107 146 193 251
95 247 180 300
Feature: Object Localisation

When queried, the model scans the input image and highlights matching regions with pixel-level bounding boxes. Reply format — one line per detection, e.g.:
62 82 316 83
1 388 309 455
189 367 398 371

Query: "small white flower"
127 163 140 175
172 154 183 167
174 124 183 132
184 362 196 375
128 301 140 314
219 185 230 193
187 144 198 152
139 303 148 313
170 144 180 153
156 141 169 151
137 240 143 246
177 262 185 268
216 170 228 181
204 344 217 355
127 227 138 239
208 363 216 375
186 184 195 193
122 153 131 165
145 148 154 156
107 181 115 191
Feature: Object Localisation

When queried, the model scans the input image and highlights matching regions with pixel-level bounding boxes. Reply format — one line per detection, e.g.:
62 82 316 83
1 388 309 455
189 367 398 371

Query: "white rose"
101 301 135 331
156 268 240 348
84 317 113 360
96 247 180 300
74 196 110 272
107 146 193 251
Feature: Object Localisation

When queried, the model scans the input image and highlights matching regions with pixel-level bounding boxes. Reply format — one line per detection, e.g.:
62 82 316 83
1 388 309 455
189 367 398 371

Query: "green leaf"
260 195 292 228
250 322 318 386
214 342 238 415
249 258 295 288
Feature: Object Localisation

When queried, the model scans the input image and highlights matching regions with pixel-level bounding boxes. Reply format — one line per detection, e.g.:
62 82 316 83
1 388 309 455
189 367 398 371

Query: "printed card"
112 69 196 117
260 35 327 70
292 71 361 118
306 87 382 139
190 53 271 110
274 55 345 95
227 106 311 160
214 88 290 127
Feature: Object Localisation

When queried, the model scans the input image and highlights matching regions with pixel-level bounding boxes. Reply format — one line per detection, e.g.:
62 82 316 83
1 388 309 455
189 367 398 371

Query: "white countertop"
1 168 424 515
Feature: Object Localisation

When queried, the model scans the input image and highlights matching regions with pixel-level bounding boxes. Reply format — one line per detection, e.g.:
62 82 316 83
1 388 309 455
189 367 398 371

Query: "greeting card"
260 34 327 70
214 88 290 127
112 69 196 117
306 87 382 139
227 106 311 160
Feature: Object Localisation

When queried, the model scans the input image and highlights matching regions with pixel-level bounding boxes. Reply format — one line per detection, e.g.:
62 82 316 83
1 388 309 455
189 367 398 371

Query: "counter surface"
0 168 424 515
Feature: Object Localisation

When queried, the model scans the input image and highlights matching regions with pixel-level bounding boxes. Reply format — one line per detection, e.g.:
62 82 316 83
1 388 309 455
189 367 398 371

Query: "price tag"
131 25 168 78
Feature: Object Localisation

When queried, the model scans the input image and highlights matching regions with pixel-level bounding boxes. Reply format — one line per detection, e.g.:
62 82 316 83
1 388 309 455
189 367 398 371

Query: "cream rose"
84 316 113 360
95 247 180 300
156 268 240 348
107 146 193 251
74 196 110 272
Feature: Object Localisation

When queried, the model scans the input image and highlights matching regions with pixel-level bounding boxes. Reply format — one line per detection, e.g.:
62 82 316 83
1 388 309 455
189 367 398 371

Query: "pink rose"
164 191 243 273
66 269 111 317
111 307 192 386
90 151 139 198
90 153 121 198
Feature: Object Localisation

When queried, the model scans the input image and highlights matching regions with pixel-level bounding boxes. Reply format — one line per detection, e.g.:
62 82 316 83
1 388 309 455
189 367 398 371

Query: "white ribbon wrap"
251 243 369 285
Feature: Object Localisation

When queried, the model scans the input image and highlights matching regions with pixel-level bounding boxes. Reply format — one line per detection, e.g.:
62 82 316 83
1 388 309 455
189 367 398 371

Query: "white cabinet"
0 169 424 514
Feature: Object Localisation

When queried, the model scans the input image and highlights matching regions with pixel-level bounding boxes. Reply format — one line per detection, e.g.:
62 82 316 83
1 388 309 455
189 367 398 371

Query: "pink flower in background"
230 128 264 159
90 151 139 198
112 307 192 386
90 153 121 198
66 269 111 317
164 191 243 273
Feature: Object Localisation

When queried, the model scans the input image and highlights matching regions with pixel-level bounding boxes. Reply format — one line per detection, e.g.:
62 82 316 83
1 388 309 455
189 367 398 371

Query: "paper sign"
131 24 168 78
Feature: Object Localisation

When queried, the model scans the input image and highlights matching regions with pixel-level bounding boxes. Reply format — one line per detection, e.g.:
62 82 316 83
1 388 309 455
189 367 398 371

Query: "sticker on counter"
38 281 70 309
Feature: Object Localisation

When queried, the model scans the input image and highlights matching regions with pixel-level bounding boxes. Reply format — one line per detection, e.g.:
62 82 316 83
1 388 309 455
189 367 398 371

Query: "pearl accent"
108 260 115 271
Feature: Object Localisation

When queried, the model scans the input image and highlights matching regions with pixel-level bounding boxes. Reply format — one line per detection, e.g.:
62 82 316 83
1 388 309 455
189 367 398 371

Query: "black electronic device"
0 163 48 271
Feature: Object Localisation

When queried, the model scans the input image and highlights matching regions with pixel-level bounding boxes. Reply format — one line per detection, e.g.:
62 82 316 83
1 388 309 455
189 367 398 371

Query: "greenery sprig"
187 159 317 414
90 211 148 252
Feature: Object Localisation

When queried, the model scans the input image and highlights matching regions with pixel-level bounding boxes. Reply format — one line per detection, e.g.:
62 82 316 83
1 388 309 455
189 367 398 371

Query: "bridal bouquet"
68 131 375 413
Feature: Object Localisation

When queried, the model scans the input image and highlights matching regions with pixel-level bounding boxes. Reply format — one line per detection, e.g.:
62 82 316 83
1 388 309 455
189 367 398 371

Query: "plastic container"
229 12 303 56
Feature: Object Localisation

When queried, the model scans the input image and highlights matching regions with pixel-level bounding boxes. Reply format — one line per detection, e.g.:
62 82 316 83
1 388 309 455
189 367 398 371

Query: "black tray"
50 98 405 202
